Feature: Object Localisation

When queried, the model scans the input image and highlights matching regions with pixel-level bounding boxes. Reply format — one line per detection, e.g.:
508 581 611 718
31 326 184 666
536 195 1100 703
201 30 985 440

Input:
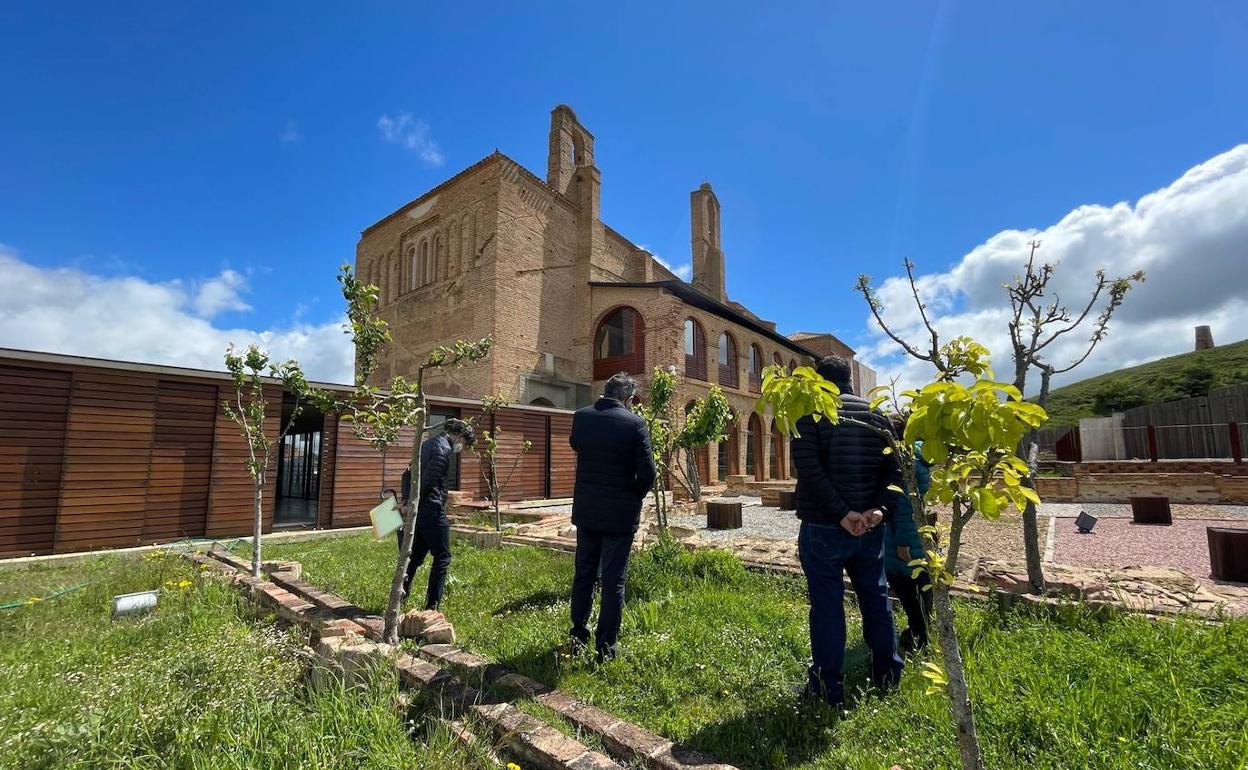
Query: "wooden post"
777 490 796 511
1230 422 1243 465
1146 425 1159 463
1207 527 1248 582
1130 496 1171 526
706 501 743 530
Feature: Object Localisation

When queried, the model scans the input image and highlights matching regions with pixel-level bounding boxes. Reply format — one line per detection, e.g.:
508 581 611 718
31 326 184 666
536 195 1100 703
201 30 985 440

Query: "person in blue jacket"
883 414 933 653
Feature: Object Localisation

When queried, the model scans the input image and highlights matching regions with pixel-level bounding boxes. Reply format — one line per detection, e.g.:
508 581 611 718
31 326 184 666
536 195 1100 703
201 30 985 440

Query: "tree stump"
706 501 743 530
1130 497 1172 525
777 491 797 511
1207 527 1248 582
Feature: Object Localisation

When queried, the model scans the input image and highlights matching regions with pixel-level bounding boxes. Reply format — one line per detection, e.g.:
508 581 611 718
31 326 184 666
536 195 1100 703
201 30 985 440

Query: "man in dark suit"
568 373 656 662
791 355 904 707
399 418 474 610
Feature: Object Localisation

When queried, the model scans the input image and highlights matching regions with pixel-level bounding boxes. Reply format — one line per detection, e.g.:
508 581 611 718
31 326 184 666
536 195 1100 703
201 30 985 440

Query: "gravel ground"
669 499 1031 575
1039 502 1248 520
669 499 796 543
1053 517 1248 579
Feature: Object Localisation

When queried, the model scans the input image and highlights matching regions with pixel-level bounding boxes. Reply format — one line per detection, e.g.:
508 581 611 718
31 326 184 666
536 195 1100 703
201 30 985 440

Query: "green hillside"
1040 338 1248 427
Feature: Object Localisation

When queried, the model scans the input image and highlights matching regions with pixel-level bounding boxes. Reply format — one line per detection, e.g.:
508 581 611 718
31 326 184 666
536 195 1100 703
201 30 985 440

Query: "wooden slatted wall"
458 405 487 500
316 416 339 527
0 366 71 557
142 380 215 542
54 371 157 553
549 413 576 498
492 410 549 501
205 384 281 538
331 421 415 528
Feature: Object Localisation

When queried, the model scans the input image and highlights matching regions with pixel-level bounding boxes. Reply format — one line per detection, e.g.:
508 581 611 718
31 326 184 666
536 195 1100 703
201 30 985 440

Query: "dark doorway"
274 401 324 528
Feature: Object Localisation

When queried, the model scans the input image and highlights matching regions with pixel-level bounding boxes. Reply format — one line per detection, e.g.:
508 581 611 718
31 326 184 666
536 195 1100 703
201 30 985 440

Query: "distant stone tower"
1195 325 1215 350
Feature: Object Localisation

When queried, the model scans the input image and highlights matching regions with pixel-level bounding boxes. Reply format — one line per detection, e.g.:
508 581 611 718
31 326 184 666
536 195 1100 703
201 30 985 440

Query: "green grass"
261 533 1248 770
1041 337 1248 427
0 551 494 770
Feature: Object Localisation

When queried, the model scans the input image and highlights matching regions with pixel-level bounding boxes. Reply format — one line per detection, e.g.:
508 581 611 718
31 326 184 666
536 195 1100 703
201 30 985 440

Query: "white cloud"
649 251 692 281
377 112 444 166
192 269 251 317
279 121 301 144
0 245 354 384
859 144 1248 395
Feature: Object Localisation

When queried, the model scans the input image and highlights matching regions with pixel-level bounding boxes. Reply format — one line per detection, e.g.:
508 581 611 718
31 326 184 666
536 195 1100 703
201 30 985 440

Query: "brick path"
193 548 737 770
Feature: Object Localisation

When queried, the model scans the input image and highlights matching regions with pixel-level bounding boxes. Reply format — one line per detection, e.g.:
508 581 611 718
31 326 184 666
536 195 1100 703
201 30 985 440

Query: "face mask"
452 441 463 454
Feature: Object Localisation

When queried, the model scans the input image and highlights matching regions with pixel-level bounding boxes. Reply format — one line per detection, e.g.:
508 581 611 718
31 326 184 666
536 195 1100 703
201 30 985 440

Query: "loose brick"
604 721 672 761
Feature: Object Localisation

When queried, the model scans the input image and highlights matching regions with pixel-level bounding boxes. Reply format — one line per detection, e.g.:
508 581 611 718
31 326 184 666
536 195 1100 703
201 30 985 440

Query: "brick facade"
358 105 874 484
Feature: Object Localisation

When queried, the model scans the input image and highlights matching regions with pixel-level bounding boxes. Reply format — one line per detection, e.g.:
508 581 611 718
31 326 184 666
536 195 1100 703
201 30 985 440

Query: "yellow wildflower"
24 596 42 605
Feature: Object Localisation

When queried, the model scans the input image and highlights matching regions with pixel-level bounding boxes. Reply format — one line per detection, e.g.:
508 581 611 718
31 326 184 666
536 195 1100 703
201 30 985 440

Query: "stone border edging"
195 547 738 770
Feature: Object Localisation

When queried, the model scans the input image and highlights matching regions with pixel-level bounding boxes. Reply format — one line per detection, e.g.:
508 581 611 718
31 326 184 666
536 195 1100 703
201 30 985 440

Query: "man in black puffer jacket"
399 418 474 610
568 373 656 662
791 355 904 707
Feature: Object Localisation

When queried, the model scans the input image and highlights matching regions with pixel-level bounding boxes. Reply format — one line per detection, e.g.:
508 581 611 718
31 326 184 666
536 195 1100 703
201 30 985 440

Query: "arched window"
748 344 764 392
407 244 418 291
684 318 707 380
417 239 430 288
430 234 441 284
789 358 798 373
718 332 738 388
745 413 763 480
769 421 785 480
718 420 739 480
593 307 645 379
685 401 710 486
529 397 555 407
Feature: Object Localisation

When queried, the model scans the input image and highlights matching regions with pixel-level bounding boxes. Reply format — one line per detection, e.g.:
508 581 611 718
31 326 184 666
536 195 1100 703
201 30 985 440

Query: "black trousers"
398 516 452 610
886 570 932 645
569 526 635 656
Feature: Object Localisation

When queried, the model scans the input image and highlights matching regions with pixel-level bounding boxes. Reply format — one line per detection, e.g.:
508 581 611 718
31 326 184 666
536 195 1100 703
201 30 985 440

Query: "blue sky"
2 2 1246 385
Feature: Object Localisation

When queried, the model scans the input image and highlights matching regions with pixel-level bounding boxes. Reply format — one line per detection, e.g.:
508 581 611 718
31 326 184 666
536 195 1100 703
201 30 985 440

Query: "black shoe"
595 644 618 664
898 628 928 654
569 633 590 657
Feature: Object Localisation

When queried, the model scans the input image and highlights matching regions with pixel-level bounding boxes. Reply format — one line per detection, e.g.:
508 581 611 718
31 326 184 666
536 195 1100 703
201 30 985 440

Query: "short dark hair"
443 417 475 446
815 355 852 389
604 373 637 402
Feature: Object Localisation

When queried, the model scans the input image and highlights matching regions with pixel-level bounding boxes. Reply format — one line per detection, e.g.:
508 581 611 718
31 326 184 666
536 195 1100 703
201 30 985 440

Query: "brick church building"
355 105 874 484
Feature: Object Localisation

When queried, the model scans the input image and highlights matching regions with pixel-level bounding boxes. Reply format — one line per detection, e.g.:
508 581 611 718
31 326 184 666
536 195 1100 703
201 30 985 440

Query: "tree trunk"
686 448 702 502
933 586 984 770
492 463 501 531
383 406 425 644
1019 368 1054 594
251 475 264 578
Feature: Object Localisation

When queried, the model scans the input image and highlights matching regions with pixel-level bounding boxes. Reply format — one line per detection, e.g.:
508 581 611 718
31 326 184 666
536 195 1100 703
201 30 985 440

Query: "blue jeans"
570 526 635 657
798 521 904 703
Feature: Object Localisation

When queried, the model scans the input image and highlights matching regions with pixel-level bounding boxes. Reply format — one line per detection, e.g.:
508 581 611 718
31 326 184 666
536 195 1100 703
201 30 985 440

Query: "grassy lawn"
0 551 493 770
263 532 1248 770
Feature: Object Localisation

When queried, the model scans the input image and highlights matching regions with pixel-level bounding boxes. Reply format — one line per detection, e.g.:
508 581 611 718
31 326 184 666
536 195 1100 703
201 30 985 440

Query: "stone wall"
1037 471 1248 504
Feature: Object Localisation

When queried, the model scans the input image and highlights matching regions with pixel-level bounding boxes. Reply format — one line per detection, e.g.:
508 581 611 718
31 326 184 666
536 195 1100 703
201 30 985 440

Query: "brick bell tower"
548 105 604 391
690 182 726 302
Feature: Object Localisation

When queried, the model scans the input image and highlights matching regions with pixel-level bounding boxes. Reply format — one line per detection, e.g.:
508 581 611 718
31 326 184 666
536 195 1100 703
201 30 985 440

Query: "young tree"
1005 242 1143 592
475 394 533 531
760 337 1046 770
329 265 491 643
635 366 732 530
222 344 311 578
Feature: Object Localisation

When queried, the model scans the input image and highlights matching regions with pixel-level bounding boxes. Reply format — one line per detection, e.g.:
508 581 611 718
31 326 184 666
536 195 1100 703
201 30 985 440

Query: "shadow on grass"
491 589 568 617
683 660 888 770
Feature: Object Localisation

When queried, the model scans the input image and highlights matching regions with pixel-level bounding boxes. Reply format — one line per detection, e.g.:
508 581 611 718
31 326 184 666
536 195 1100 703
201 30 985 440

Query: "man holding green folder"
399 418 475 609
